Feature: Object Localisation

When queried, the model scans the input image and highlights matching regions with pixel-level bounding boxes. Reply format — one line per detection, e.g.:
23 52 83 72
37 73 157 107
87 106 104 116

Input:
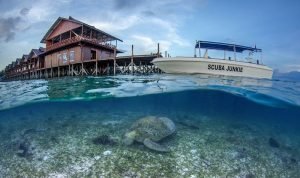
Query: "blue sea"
0 74 299 177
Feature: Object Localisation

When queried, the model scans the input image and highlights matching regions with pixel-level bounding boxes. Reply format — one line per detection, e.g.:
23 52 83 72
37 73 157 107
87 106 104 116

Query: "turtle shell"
130 116 176 143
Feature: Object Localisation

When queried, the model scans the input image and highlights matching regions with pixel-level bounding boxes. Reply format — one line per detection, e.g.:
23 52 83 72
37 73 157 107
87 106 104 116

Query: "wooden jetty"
2 16 162 81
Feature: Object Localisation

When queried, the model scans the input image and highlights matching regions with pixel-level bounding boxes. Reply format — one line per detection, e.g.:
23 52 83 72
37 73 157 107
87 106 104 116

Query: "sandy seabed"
0 109 299 178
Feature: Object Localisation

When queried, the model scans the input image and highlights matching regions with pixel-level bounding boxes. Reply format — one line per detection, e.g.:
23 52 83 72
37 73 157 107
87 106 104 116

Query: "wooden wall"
82 46 114 61
82 46 91 61
45 20 81 48
44 46 115 68
48 20 81 40
45 46 82 68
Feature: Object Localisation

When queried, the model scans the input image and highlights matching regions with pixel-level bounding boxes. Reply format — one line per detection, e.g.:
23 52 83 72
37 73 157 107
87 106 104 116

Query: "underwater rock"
290 158 297 164
269 137 280 148
123 116 176 152
16 139 35 158
281 156 298 168
50 136 59 144
92 135 117 145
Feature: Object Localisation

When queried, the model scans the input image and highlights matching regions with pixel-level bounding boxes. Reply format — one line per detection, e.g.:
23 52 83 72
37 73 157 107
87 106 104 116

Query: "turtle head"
123 130 137 145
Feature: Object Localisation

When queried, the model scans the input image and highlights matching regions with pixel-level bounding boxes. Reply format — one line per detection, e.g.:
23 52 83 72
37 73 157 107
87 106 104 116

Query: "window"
91 50 96 60
70 51 75 62
63 52 68 64
57 54 61 64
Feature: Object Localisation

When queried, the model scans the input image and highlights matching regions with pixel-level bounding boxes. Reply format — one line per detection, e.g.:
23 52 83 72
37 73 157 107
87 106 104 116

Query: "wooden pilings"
131 45 134 74
113 48 116 75
157 43 160 57
4 43 162 81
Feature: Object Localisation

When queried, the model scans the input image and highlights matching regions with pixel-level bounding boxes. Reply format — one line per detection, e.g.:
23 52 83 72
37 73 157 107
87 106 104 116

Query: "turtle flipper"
123 131 136 145
143 138 170 152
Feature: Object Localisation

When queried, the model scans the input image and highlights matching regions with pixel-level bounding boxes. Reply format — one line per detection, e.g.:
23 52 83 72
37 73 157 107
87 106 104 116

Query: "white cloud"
88 13 190 56
79 0 194 54
0 0 74 68
3 0 72 24
132 35 155 48
149 18 190 47
89 15 141 33
119 35 172 56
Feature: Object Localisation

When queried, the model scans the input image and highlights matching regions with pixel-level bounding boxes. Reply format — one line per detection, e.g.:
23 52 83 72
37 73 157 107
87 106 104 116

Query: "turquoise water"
0 74 300 177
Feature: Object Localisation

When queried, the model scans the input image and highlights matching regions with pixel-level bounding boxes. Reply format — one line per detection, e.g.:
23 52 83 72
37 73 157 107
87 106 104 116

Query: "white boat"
152 41 273 79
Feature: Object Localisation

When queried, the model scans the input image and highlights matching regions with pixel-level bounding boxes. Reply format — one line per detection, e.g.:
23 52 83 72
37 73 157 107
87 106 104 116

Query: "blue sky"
0 0 299 72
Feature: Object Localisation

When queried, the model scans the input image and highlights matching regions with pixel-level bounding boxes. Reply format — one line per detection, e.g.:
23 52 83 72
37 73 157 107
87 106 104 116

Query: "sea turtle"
123 116 176 152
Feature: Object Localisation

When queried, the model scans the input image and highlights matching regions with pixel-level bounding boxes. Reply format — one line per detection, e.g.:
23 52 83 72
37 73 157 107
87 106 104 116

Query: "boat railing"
195 40 264 65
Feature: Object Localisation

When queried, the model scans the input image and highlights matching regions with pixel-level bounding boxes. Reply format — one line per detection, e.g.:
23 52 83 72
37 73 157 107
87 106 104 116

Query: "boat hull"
152 57 273 79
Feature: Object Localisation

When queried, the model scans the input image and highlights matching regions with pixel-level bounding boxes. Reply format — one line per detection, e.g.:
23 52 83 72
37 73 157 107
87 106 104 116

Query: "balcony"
46 36 117 52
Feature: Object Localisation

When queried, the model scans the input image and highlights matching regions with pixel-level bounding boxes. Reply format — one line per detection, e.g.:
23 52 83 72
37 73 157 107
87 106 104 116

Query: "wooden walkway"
4 54 162 80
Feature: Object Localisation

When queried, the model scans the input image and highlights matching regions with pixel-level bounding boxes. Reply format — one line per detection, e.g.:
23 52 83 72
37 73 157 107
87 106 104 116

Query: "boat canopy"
195 41 262 53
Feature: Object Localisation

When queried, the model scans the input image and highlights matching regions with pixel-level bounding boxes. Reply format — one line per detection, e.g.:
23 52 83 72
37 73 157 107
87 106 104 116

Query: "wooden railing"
46 36 116 52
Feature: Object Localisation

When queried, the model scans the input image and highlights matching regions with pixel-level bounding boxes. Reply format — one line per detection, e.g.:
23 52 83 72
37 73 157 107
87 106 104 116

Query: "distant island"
273 70 300 81
0 70 4 80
